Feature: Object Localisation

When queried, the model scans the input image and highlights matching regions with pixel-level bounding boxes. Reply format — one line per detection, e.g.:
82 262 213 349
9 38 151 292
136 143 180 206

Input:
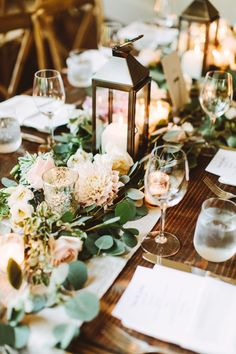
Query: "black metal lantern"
92 38 151 159
178 0 220 77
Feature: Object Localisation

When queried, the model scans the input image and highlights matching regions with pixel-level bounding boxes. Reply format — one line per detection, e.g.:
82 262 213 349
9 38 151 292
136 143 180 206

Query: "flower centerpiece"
0 111 148 351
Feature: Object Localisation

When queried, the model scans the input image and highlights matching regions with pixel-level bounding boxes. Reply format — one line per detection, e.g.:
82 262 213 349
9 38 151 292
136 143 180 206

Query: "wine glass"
142 145 189 257
99 21 122 57
33 69 65 145
199 70 233 124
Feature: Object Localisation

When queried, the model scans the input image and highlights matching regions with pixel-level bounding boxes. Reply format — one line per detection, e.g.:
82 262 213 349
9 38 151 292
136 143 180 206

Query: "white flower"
10 203 33 225
7 185 34 208
74 153 123 207
138 48 161 67
105 143 133 176
67 147 93 169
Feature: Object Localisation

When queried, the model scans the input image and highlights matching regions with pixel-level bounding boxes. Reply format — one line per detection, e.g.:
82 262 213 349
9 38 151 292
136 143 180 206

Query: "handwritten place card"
161 51 189 110
113 265 236 354
206 148 236 186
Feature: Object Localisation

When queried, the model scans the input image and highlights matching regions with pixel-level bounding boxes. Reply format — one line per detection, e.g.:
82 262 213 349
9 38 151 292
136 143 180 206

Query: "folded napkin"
205 148 236 187
117 22 178 50
0 95 75 133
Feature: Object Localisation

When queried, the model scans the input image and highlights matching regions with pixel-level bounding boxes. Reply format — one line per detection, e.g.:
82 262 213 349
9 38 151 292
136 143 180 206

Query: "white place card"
113 265 236 354
205 148 236 186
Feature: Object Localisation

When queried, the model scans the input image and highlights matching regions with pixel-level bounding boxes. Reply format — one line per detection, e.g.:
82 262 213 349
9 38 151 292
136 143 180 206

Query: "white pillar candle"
101 115 139 154
0 233 24 272
181 46 203 79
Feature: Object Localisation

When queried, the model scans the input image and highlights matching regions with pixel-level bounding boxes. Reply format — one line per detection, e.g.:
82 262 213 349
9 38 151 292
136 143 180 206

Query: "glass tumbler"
43 167 77 215
193 198 236 262
0 107 21 153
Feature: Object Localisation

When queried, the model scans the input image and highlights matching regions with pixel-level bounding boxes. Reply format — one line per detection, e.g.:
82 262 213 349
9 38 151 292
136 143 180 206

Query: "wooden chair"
32 0 103 71
0 11 33 99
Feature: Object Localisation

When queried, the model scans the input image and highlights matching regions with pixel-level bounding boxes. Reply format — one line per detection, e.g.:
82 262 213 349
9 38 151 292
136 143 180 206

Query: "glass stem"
155 202 167 244
48 113 54 146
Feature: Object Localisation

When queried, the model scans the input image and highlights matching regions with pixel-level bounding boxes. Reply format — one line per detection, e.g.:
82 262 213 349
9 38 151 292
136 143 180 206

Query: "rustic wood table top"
0 84 235 354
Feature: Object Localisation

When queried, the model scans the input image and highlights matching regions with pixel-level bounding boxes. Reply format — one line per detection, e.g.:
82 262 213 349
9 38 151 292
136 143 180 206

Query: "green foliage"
54 323 79 349
0 189 10 220
115 199 136 224
65 291 99 321
7 259 23 290
63 261 88 291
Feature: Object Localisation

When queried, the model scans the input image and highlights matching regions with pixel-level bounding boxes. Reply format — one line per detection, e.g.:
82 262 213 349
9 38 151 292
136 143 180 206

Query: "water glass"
66 50 93 87
194 198 236 262
43 167 77 215
0 111 21 154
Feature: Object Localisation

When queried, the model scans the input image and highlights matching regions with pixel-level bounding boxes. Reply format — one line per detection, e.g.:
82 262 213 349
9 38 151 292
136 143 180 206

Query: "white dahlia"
74 154 123 207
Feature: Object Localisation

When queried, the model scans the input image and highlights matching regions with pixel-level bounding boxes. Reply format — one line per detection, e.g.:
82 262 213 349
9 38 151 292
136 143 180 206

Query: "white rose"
10 202 33 224
67 147 93 169
105 143 133 176
8 185 34 208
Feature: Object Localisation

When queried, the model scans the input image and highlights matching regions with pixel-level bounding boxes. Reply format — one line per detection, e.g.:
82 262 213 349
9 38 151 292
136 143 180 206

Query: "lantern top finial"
180 0 219 23
92 34 149 88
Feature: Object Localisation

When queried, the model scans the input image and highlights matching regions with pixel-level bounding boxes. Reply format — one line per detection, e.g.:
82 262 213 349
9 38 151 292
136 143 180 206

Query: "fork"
102 322 177 354
203 177 236 199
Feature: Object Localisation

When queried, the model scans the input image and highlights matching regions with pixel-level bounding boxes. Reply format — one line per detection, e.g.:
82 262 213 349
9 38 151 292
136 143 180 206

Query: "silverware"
102 322 176 354
142 253 236 286
203 176 236 199
21 132 46 144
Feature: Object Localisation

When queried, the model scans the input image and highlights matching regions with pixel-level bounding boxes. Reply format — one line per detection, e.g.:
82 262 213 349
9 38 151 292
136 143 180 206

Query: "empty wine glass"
99 21 122 57
199 70 233 124
33 69 65 145
142 145 189 257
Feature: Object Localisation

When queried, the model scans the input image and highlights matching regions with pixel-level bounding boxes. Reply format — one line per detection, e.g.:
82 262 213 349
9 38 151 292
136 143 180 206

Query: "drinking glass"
99 21 122 57
199 70 233 124
194 198 236 262
142 145 189 257
33 69 65 145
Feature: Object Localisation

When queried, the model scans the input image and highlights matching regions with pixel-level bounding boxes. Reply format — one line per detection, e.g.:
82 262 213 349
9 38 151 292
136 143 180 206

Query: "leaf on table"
127 188 144 201
7 258 23 290
95 235 114 251
115 200 136 224
65 291 99 321
14 325 30 349
64 261 87 291
54 323 79 349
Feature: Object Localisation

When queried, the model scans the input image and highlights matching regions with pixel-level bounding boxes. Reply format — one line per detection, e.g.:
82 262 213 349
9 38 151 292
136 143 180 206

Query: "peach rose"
49 236 83 267
26 156 55 190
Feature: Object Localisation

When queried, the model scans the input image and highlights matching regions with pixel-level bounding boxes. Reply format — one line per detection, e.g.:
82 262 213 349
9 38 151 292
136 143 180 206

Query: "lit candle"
181 45 203 79
0 233 24 272
101 114 139 154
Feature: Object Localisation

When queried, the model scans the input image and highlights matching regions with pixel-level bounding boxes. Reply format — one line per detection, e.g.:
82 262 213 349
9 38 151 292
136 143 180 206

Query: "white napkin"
117 22 178 50
205 149 236 187
76 50 108 73
0 95 75 133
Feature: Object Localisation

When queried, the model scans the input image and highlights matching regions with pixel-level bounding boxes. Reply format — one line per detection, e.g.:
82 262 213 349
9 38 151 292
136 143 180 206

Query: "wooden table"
0 88 236 354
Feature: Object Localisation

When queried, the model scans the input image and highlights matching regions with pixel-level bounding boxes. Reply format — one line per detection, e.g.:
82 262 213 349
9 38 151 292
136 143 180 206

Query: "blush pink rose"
26 156 55 190
49 236 83 267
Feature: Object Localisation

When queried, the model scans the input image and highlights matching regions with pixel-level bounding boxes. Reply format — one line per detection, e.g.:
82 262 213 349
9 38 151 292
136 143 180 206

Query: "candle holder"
178 0 220 78
43 167 77 215
92 36 151 159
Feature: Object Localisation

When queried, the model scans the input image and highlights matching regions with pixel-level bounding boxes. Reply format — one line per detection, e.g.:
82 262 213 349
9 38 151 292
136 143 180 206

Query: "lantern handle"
113 34 144 52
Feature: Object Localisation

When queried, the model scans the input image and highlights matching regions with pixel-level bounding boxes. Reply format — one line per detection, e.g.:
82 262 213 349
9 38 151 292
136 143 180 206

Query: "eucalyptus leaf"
136 205 148 217
115 200 136 224
7 306 25 326
85 234 99 255
30 294 47 313
95 235 114 250
64 261 87 291
107 239 126 256
122 232 138 248
128 161 139 176
120 175 130 184
54 323 79 349
0 324 15 346
103 216 120 225
7 259 23 290
123 227 139 235
65 291 99 321
14 325 30 349
226 135 236 148
127 188 144 201
54 144 70 154
1 177 18 188
61 211 74 223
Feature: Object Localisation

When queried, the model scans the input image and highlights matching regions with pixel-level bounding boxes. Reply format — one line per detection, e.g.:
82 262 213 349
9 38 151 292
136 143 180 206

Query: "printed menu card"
113 265 236 354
